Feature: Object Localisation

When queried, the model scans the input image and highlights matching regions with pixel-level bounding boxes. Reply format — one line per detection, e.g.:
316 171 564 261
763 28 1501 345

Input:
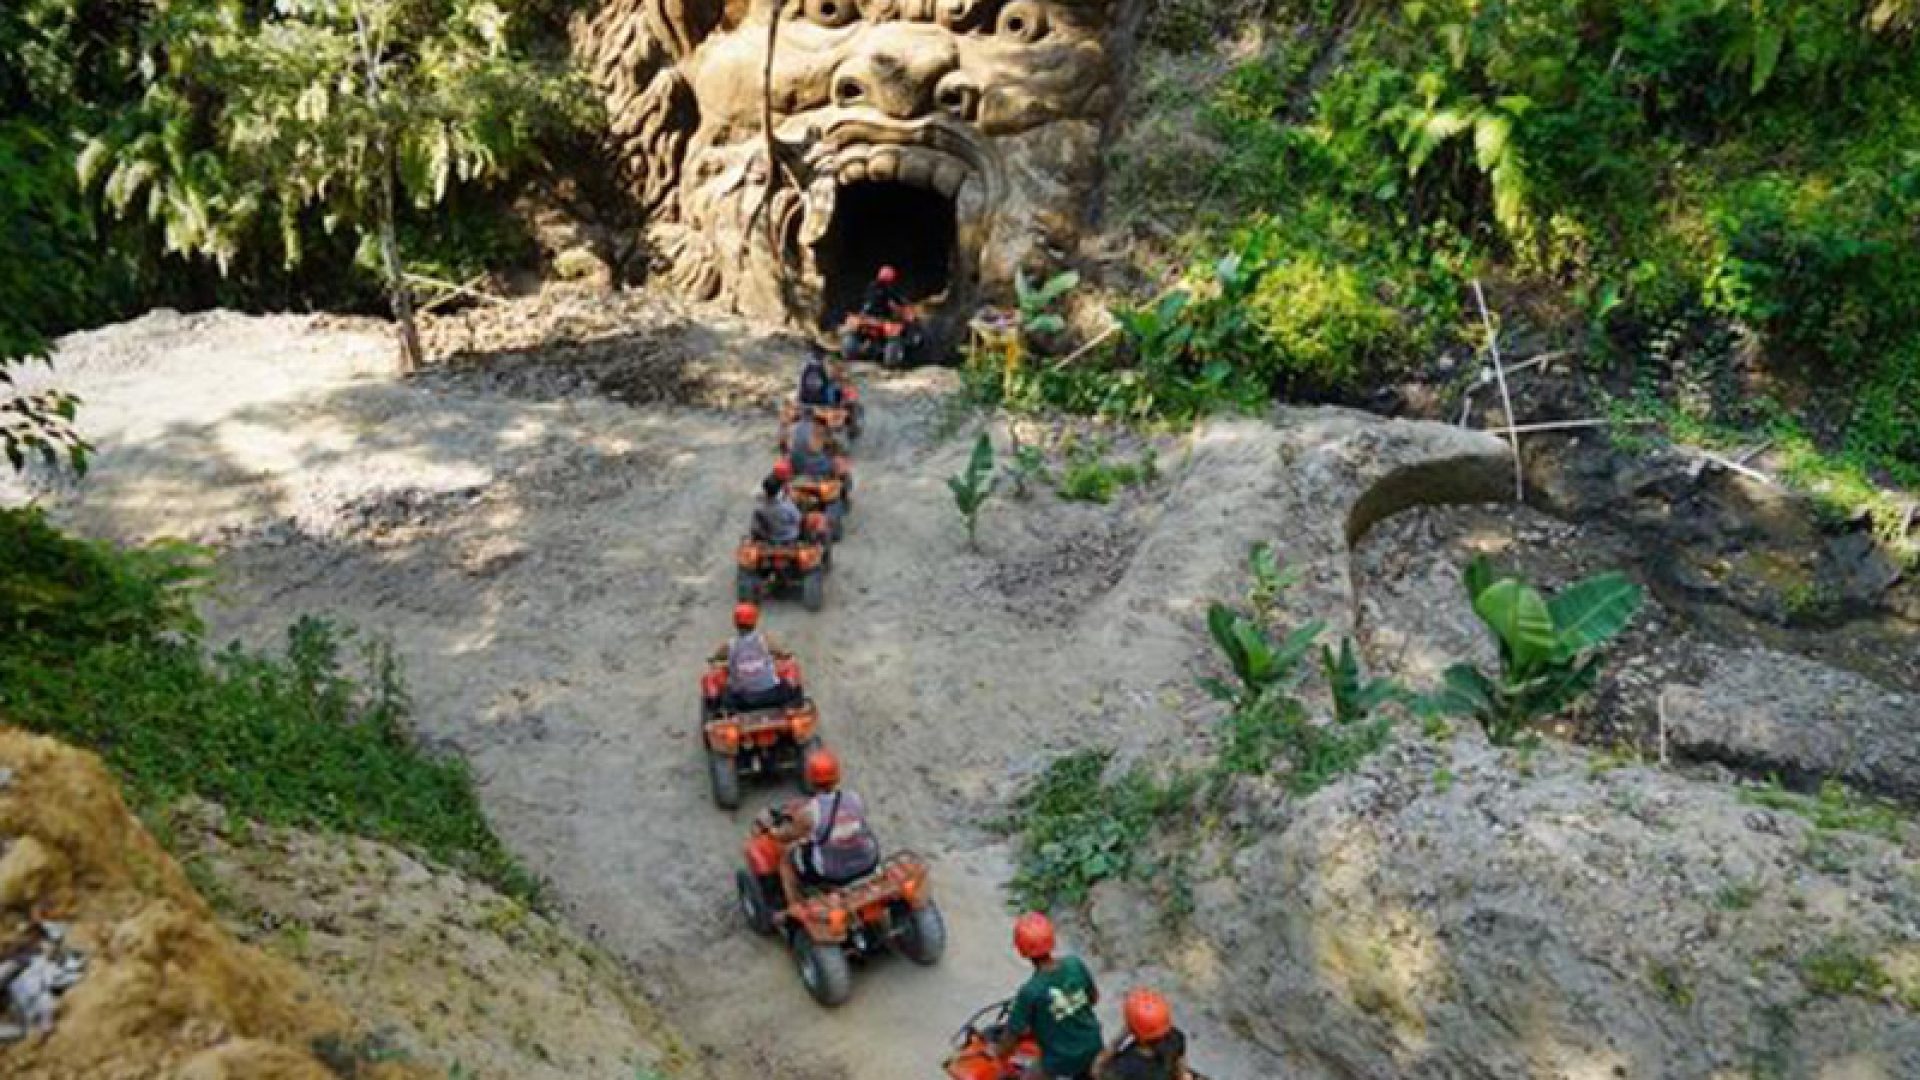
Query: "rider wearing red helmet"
751 464 802 545
762 748 883 904
1094 989 1190 1080
859 264 907 319
999 912 1104 1079
714 602 800 712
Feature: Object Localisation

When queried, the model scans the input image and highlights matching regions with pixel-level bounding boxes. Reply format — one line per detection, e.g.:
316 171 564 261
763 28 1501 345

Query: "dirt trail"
7 307 1504 1078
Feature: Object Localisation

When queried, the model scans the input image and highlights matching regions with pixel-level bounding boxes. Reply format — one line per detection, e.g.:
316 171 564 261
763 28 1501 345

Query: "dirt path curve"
9 308 1506 1079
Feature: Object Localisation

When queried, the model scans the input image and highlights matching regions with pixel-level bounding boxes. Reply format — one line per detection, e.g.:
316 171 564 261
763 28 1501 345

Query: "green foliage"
81 0 589 307
1715 880 1762 911
1799 939 1891 998
1433 557 1643 746
1741 777 1908 841
1014 269 1079 338
0 508 539 900
1056 443 1157 504
1004 750 1194 911
1323 637 1404 729
947 432 997 550
1201 604 1324 717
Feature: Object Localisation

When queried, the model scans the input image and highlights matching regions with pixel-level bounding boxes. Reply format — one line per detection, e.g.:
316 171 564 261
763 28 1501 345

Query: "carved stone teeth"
897 153 935 191
931 160 966 197
838 160 869 185
867 150 902 183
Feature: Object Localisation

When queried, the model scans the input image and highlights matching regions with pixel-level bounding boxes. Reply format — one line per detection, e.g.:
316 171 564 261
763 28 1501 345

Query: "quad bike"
840 310 920 369
736 809 946 1007
944 1000 1043 1080
699 654 825 810
780 385 863 446
944 1001 1214 1080
789 466 852 542
736 512 832 611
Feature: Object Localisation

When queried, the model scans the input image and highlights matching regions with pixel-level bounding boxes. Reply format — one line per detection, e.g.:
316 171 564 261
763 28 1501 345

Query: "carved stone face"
581 0 1122 333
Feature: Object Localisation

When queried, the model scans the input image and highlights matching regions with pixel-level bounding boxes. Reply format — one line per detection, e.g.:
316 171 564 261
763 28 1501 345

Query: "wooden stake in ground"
1471 280 1525 503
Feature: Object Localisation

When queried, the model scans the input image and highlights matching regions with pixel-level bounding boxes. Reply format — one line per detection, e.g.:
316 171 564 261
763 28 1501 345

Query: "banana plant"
1014 269 1081 337
1322 638 1406 728
1435 556 1644 746
947 432 997 551
1201 602 1325 715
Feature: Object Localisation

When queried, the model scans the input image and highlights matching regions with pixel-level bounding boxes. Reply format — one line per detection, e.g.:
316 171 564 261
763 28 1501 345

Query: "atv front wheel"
800 570 825 612
826 502 846 542
839 331 864 364
882 339 905 369
736 869 776 935
707 751 742 810
897 901 947 965
735 569 760 603
792 932 854 1007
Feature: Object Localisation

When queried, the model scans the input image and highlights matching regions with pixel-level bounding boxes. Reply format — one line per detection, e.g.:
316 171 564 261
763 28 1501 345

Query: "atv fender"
744 831 785 877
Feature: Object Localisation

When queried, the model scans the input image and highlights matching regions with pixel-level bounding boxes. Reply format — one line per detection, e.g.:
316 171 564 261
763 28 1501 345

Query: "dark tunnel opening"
815 181 957 329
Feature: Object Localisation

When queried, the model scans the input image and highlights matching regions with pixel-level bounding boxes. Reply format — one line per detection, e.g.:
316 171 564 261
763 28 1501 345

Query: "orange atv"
736 811 946 1007
789 465 852 542
736 512 831 611
700 654 825 810
944 1000 1044 1080
780 386 863 446
840 309 919 368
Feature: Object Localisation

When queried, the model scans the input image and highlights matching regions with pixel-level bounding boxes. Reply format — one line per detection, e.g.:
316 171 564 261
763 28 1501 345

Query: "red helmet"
1013 912 1055 960
1124 989 1173 1042
876 265 898 285
804 748 841 790
733 602 759 630
772 459 794 482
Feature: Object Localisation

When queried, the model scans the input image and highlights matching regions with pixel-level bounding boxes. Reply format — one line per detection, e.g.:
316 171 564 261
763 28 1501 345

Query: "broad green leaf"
1472 579 1554 674
1750 18 1785 95
1462 555 1497 604
1547 573 1643 657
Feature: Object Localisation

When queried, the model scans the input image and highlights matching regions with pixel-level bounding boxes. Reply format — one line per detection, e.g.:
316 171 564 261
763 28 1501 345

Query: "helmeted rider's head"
876 265 898 286
733 602 759 632
1123 989 1174 1045
804 748 841 791
1013 912 1055 964
762 473 784 499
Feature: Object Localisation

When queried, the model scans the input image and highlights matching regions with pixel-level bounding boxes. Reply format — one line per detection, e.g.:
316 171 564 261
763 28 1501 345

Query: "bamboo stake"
1483 418 1656 436
1471 280 1525 502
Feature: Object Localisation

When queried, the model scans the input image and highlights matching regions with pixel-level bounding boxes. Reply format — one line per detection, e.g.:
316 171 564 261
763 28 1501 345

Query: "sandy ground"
4 306 1508 1079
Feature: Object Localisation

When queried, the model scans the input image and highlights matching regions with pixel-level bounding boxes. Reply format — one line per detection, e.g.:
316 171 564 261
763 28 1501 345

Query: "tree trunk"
353 2 422 375
378 164 423 375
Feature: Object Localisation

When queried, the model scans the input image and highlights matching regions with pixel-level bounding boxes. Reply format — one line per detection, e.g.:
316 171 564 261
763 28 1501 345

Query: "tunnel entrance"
815 181 957 329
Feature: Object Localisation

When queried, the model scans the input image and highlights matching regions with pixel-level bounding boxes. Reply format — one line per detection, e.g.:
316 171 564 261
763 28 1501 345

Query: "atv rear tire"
708 752 741 810
882 339 906 369
736 869 776 935
827 502 846 542
792 932 854 1007
801 570 825 612
840 331 864 363
898 901 947 965
735 569 760 603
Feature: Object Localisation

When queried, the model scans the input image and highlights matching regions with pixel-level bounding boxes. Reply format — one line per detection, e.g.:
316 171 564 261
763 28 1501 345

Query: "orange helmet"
876 265 898 285
805 749 841 790
1013 912 1054 960
772 459 794 482
733 602 759 630
1124 989 1173 1043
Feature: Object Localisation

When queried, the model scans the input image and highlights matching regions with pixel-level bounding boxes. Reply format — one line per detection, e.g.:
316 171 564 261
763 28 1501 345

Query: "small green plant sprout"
1015 269 1081 339
948 432 998 550
1001 429 1049 499
1322 637 1406 727
1433 556 1644 747
1247 542 1301 620
1200 602 1325 715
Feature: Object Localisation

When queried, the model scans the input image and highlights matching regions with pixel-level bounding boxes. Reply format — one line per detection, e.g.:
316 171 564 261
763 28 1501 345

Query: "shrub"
1247 255 1406 393
1004 750 1194 910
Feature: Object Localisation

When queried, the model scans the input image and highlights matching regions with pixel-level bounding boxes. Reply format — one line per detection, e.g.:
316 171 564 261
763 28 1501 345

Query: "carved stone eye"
995 1 1048 43
804 0 858 28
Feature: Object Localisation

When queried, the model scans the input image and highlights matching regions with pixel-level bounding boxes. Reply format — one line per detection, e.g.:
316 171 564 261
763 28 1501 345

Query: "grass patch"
1002 750 1196 911
1 508 539 902
1740 777 1908 842
1058 443 1159 504
1715 881 1762 912
1800 939 1890 999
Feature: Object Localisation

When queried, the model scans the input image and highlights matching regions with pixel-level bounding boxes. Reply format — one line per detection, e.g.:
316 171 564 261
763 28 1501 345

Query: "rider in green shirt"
1000 912 1104 1079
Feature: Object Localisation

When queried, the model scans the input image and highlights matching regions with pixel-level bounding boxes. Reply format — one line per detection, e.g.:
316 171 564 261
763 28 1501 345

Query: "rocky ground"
7 293 1918 1078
